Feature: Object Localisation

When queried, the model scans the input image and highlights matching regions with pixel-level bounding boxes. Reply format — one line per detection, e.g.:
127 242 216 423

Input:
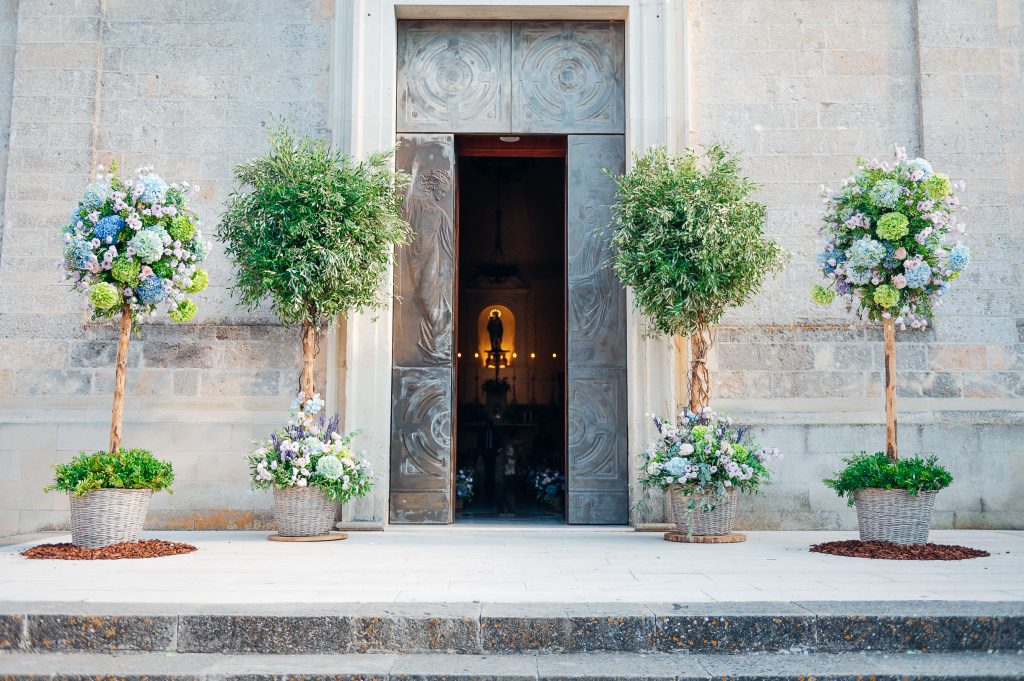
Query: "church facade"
0 0 1021 534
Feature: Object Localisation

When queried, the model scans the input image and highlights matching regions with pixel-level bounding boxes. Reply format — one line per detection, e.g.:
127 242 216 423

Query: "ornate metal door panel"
512 22 625 134
397 21 512 133
390 135 456 523
566 135 627 524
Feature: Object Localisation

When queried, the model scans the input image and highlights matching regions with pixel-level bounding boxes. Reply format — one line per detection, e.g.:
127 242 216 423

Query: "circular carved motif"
405 30 503 125
519 28 618 124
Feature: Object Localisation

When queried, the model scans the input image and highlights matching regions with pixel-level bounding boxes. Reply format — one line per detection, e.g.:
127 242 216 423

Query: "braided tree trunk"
301 317 317 398
883 315 898 462
108 303 132 455
688 319 712 412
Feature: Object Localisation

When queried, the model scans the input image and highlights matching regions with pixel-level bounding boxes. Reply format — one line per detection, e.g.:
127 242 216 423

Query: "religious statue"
487 309 503 354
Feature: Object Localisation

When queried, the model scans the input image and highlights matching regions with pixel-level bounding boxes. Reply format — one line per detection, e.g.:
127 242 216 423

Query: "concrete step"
1 601 1022 656
0 650 1022 680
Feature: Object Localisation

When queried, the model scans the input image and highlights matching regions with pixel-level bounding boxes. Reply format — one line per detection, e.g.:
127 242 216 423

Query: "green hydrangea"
168 215 195 242
873 284 900 309
925 173 952 199
111 256 140 285
89 282 121 310
128 229 164 264
811 284 835 306
876 212 909 241
186 268 208 294
169 299 197 323
151 260 175 279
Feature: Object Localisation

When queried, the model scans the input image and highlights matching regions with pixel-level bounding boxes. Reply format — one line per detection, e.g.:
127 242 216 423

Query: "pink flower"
893 274 907 289
894 247 907 260
140 266 154 278
88 211 100 223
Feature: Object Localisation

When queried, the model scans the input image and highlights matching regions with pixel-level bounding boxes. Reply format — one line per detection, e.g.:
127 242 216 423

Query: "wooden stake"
883 315 898 462
108 303 132 456
301 317 316 398
689 321 711 412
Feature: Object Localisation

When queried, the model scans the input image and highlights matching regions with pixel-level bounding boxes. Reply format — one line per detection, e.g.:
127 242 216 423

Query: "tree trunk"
883 315 898 462
300 317 316 398
688 320 712 412
108 303 132 455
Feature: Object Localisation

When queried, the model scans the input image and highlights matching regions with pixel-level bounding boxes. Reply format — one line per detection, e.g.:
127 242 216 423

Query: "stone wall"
0 0 334 534
0 0 1021 534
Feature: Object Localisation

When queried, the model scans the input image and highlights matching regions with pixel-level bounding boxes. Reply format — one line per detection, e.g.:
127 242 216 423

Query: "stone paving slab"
1 601 1021 655
0 651 1021 680
1 530 1021 604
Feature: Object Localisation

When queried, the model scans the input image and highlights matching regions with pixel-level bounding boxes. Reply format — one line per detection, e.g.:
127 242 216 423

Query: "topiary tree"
812 146 968 462
218 124 411 400
610 145 787 411
60 162 209 455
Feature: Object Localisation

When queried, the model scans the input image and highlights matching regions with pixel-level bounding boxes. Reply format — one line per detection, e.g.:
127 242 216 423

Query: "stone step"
1 601 1022 656
0 650 1022 680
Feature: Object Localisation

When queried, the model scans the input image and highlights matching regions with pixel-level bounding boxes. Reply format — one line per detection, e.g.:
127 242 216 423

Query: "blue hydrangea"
845 267 873 285
904 262 932 289
664 456 690 477
846 236 886 270
82 182 111 211
948 243 971 272
868 179 902 208
63 239 92 269
135 174 168 204
128 229 165 264
881 243 901 271
70 205 84 227
93 215 125 242
817 249 845 276
316 455 345 481
303 437 325 455
136 275 168 305
908 157 933 177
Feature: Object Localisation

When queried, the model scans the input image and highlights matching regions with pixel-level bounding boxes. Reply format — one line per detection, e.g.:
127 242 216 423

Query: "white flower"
297 478 308 487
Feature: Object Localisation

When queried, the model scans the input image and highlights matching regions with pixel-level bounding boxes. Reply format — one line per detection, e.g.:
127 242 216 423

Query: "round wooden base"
663 531 746 544
267 532 349 542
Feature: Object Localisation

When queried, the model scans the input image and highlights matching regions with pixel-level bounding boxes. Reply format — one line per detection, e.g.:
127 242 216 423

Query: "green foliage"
610 145 787 337
823 451 952 505
218 123 411 326
44 449 175 497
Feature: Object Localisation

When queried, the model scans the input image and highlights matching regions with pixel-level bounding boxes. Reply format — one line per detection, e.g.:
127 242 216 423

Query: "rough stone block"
481 604 654 653
351 603 480 654
226 615 351 654
28 614 176 651
0 614 23 649
650 603 815 653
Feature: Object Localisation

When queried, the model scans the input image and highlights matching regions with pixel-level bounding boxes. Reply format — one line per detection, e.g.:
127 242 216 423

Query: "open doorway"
454 135 567 523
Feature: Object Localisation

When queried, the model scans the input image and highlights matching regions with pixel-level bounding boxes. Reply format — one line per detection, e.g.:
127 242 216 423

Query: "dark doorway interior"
454 136 567 522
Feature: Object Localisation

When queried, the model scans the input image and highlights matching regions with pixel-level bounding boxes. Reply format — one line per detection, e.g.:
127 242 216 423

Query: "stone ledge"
1 601 1021 655
0 650 1021 680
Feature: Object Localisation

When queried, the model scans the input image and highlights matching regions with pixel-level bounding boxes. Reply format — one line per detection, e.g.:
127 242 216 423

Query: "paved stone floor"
0 528 1021 603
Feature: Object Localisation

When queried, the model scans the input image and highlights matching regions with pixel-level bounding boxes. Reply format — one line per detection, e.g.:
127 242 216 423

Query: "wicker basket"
69 488 153 548
670 486 738 536
272 486 338 537
853 488 937 545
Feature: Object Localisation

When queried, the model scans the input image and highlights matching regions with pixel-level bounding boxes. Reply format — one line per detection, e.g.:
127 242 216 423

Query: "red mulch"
810 539 989 560
21 539 197 560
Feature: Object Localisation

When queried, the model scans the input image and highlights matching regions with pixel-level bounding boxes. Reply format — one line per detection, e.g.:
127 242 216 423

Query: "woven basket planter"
853 488 937 545
272 486 338 537
69 488 153 548
670 486 738 536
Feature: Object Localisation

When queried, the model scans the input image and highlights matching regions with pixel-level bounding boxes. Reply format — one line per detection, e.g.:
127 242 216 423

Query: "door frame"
330 2 688 526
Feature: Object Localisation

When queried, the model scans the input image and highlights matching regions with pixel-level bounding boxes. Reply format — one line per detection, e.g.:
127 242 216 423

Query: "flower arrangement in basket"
47 162 208 548
532 468 565 506
456 467 476 504
812 146 963 544
639 408 782 537
248 394 373 537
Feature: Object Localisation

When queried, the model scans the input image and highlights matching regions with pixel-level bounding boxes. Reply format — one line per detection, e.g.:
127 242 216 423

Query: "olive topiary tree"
610 145 787 411
218 124 411 400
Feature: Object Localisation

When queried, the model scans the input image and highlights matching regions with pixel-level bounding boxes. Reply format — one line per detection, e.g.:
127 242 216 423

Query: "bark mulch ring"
810 539 989 560
21 539 197 560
